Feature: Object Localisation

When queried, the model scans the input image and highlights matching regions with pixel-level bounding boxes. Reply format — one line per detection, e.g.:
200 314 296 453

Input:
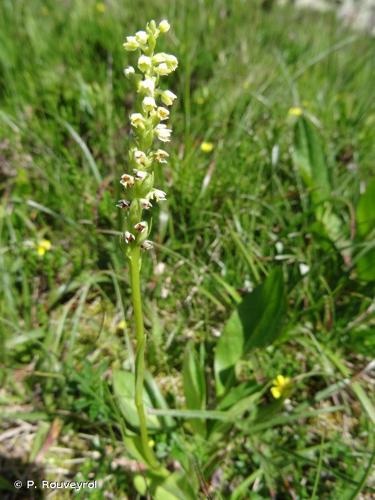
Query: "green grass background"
0 0 374 498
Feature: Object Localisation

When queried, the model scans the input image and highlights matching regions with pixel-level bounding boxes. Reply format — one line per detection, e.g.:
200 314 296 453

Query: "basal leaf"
182 342 207 435
214 268 286 395
112 370 161 430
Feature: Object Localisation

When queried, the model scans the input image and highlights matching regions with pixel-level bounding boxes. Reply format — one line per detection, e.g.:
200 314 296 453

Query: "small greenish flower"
158 19 170 33
123 36 139 51
130 113 146 129
270 375 291 399
160 90 177 106
155 124 172 142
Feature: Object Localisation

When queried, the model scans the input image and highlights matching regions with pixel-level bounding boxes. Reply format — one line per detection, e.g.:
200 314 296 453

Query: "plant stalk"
129 246 159 469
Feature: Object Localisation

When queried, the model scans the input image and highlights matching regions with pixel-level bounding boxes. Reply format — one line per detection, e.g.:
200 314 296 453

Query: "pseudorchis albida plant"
119 19 177 469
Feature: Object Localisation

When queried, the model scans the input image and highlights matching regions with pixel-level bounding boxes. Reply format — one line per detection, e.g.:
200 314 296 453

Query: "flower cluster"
119 20 177 252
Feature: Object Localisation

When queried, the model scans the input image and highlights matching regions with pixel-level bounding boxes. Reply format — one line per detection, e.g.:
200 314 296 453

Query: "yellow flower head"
270 374 291 399
200 141 214 153
288 107 303 117
117 320 126 330
36 239 51 257
96 3 106 13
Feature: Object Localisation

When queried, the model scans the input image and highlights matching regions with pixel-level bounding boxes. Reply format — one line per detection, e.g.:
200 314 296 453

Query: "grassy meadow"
0 0 374 498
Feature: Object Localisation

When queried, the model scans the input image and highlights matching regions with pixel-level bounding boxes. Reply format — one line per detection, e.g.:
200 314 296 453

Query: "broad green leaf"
214 268 286 395
292 115 343 245
112 370 161 430
182 342 206 435
355 177 375 281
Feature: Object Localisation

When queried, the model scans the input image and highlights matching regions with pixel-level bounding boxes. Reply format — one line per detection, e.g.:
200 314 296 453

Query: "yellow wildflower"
288 107 303 117
36 239 51 257
148 439 155 447
270 374 291 399
200 141 214 153
117 320 126 330
96 3 106 13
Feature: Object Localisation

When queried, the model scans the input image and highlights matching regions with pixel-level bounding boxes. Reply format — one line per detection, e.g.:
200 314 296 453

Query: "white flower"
138 78 155 96
153 53 178 73
134 221 147 233
138 55 152 73
125 231 135 243
149 188 167 202
135 30 148 44
155 63 170 76
130 113 145 129
140 198 152 209
116 199 131 209
156 107 169 121
153 149 169 163
159 20 170 33
134 150 147 165
120 174 135 188
155 124 172 142
133 169 148 180
141 240 153 250
161 89 177 106
124 66 135 78
123 36 139 51
142 96 156 113
299 263 310 276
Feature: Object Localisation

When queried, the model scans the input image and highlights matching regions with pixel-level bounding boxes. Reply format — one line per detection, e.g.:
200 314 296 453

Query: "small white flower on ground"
142 96 156 112
138 55 152 72
159 20 170 33
123 36 139 51
155 123 172 142
275 241 284 254
130 113 145 129
161 90 177 106
299 263 310 276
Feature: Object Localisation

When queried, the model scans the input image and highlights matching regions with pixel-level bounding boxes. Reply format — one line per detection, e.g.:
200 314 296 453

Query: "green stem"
129 246 159 469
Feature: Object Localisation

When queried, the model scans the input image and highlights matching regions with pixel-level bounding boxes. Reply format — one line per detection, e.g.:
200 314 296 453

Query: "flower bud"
123 36 139 51
159 20 170 33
